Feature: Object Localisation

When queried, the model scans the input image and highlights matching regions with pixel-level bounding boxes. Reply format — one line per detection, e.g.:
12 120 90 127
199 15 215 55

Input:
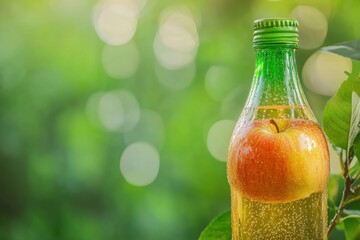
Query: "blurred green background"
0 0 359 239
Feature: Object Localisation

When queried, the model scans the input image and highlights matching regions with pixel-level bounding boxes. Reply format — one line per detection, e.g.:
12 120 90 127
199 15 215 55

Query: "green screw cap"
253 18 299 48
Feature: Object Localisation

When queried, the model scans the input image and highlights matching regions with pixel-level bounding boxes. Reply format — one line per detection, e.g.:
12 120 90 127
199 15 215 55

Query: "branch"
327 151 354 237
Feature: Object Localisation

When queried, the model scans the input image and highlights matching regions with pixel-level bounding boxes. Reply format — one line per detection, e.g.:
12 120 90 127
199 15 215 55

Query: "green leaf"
328 174 341 200
344 219 360 240
322 40 360 61
349 91 360 153
323 74 360 151
344 185 360 206
340 209 360 239
198 211 231 240
350 159 360 171
343 209 360 218
336 220 345 231
350 160 360 179
328 197 337 225
329 225 346 240
354 134 360 162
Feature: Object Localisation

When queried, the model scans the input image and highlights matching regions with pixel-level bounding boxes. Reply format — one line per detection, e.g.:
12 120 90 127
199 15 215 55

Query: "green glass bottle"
227 18 330 240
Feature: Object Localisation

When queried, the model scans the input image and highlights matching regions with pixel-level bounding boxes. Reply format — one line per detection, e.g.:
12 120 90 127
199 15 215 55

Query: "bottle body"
230 187 327 239
227 45 330 240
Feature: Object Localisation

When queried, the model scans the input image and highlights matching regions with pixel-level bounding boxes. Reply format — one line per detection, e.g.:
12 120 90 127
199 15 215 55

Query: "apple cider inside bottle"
227 19 330 240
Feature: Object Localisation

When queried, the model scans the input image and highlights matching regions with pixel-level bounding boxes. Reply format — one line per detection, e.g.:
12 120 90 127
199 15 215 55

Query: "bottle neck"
251 47 303 106
244 46 316 121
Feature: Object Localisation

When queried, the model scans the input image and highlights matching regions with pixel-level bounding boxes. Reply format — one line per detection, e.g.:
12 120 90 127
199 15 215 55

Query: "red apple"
227 119 329 203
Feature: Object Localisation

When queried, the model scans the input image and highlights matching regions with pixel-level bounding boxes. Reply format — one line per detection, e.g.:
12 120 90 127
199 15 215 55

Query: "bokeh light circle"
120 142 160 186
93 0 138 45
98 92 124 131
159 8 198 51
207 120 236 162
153 7 199 70
291 5 328 49
102 42 140 79
98 90 141 131
302 51 352 96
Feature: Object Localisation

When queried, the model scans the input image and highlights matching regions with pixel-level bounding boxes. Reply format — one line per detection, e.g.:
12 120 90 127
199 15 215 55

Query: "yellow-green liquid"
231 188 327 240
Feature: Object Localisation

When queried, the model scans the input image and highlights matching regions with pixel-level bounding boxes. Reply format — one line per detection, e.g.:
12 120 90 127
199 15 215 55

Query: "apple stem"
270 119 280 133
